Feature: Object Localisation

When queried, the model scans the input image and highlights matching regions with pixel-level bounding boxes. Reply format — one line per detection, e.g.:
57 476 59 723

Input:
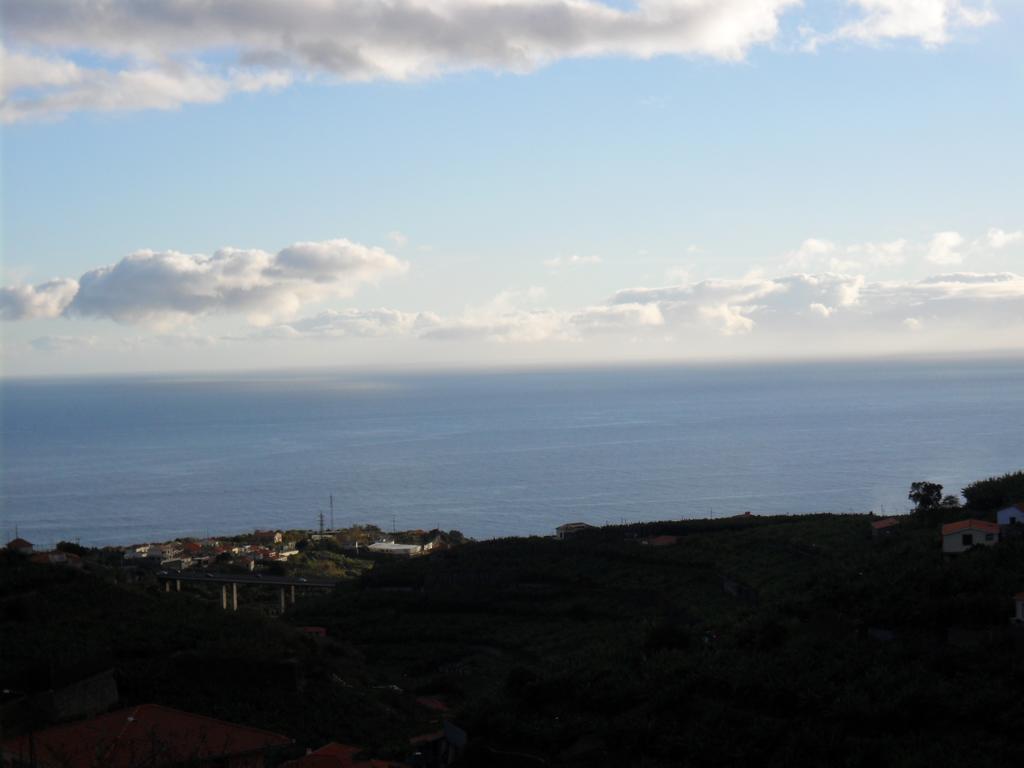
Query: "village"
4 476 1024 767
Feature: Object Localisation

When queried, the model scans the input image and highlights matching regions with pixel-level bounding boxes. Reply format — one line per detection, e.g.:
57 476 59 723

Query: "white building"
368 541 423 557
941 519 1000 554
996 503 1024 526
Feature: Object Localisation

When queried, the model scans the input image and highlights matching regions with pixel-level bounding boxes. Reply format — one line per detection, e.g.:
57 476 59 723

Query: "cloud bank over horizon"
1 0 998 122
7 225 1024 366
0 239 408 324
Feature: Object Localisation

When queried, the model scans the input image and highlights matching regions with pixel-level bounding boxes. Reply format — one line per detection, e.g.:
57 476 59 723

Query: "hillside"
287 513 1024 767
4 511 1024 766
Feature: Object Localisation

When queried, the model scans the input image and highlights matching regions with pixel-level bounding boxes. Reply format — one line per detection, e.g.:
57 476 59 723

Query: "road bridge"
156 570 341 612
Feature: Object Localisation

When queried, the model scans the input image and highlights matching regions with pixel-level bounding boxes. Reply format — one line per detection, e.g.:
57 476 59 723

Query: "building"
940 519 1000 554
870 517 900 537
5 538 33 554
281 742 394 767
1 703 291 768
254 530 284 545
555 522 595 540
996 502 1024 526
29 551 83 569
368 541 423 557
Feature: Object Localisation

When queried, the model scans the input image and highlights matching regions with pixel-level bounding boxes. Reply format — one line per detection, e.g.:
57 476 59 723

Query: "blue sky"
2 1 1023 375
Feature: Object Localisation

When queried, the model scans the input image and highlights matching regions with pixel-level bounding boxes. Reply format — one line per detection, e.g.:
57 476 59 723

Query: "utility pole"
318 512 324 535
329 494 335 530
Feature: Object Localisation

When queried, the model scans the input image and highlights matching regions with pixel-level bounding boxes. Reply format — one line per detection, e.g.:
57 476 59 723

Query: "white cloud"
0 278 80 320
1 238 407 325
3 0 998 122
29 335 97 352
804 0 996 50
387 231 409 248
544 254 603 269
985 228 1023 249
0 46 291 123
926 230 965 265
273 308 431 338
783 236 908 273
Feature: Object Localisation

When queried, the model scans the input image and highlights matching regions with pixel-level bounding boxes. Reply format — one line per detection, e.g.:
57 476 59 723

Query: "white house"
941 519 1000 554
368 541 423 557
996 502 1024 526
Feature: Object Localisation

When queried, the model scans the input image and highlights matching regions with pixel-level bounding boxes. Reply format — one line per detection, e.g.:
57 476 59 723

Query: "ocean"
2 358 1023 548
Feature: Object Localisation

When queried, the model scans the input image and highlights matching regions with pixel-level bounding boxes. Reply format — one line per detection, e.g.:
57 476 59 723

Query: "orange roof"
6 537 32 548
647 535 679 546
282 742 393 767
941 519 1000 536
1 704 290 768
415 696 450 713
871 518 900 529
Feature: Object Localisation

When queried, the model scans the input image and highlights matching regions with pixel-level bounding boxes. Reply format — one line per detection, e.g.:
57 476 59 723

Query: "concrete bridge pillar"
176 579 181 592
232 582 238 611
280 587 286 613
290 585 296 604
221 584 227 610
165 581 170 592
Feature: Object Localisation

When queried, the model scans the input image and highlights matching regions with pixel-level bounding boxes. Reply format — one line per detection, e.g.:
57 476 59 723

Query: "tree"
909 482 943 515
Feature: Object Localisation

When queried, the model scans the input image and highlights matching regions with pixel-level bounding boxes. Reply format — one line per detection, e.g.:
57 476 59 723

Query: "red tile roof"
871 518 900 530
646 535 679 546
941 519 1000 536
6 538 32 549
1 703 290 768
282 742 393 767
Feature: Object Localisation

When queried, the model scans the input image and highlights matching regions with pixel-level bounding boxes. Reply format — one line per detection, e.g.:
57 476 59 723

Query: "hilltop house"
555 522 595 540
941 519 1000 554
997 502 1024 526
254 530 284 545
5 538 33 555
0 703 291 768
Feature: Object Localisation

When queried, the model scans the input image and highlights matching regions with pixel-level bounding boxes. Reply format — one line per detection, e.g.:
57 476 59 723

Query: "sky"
2 0 1023 376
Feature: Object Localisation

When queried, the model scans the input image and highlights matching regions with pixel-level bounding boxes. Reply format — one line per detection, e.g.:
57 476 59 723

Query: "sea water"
2 358 1023 547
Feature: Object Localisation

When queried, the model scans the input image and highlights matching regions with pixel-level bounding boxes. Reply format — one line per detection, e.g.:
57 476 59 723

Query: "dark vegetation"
3 471 1024 766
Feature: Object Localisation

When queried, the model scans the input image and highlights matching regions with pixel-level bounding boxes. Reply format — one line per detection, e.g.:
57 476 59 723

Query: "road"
156 570 341 588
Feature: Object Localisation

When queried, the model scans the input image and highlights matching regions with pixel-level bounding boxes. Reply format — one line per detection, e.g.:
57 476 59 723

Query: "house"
254 530 284 545
997 502 1024 526
1013 592 1024 623
870 517 901 537
368 541 423 557
182 541 204 556
1 703 291 768
29 551 83 569
555 522 595 540
941 519 1000 554
281 742 394 767
5 537 33 554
